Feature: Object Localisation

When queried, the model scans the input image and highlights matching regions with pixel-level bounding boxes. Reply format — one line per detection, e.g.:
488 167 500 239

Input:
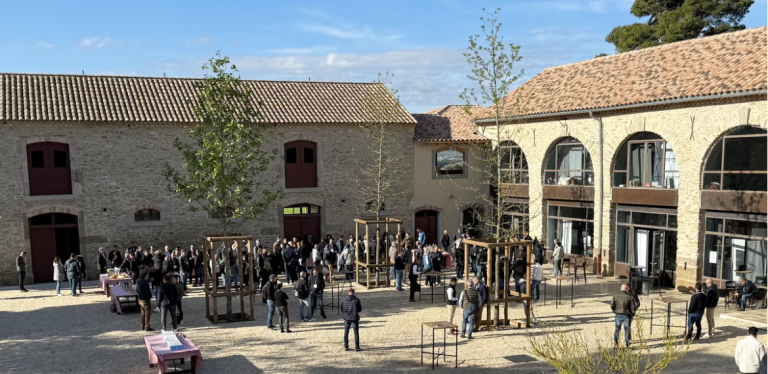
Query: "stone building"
0 75 415 284
411 106 489 245
484 27 767 290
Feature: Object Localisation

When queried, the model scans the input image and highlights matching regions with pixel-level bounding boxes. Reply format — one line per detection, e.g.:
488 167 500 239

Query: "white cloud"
267 46 336 55
533 0 632 13
36 41 54 49
79 37 119 49
187 36 215 44
301 24 374 40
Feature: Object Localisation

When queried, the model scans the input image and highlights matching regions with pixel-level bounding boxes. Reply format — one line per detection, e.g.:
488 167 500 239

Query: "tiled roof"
489 27 767 120
413 105 489 142
0 73 416 124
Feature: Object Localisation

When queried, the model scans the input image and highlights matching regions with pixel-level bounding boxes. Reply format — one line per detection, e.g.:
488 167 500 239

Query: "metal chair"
748 288 767 309
724 281 738 310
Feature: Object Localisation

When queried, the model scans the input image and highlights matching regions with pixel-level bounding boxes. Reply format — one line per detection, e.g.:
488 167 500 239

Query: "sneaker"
179 321 184 325
308 318 316 322
467 336 473 340
460 334 466 338
154 307 160 312
146 328 155 332
280 330 285 333
701 333 710 339
286 329 292 333
355 347 362 351
345 347 350 351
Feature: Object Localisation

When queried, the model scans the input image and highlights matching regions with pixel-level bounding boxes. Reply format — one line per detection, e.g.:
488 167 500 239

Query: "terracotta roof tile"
413 105 489 142
493 27 767 119
0 74 416 125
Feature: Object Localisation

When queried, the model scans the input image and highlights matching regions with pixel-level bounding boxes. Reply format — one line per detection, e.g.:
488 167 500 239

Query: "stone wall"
0 121 414 285
488 98 767 289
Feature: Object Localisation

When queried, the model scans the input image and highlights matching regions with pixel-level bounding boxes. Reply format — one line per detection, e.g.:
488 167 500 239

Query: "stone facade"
0 121 414 284
410 142 487 238
488 98 767 289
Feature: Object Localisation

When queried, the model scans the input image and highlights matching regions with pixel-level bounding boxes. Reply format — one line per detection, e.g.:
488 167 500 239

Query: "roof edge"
476 90 768 125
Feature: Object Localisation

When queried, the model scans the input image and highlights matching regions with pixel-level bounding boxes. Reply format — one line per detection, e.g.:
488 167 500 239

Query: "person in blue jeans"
394 254 406 291
308 267 327 320
685 283 707 341
610 283 639 347
735 277 757 311
340 289 363 351
459 278 480 339
262 274 278 329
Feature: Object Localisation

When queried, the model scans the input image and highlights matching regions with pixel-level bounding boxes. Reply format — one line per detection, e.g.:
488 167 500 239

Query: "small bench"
109 285 138 315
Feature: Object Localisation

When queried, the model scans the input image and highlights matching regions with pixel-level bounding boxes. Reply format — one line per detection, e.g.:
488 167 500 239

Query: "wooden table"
109 285 138 315
424 272 446 304
144 333 202 374
650 296 689 337
99 273 134 296
421 321 458 369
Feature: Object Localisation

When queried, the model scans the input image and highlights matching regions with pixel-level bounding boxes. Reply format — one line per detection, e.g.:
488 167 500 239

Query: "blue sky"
1 0 766 113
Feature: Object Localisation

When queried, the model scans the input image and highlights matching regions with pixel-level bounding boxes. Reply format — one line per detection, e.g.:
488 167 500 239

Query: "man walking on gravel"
16 252 28 292
610 283 639 348
340 289 363 351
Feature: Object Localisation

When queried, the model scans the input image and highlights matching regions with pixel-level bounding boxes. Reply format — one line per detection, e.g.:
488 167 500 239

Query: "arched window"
283 204 320 215
134 209 161 222
499 141 529 184
284 140 317 188
613 133 679 189
543 137 593 186
702 127 767 191
435 148 465 175
26 142 72 196
365 200 386 212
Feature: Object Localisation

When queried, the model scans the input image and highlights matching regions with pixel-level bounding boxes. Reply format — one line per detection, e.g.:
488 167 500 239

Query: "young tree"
164 53 281 319
457 8 535 242
355 73 408 220
606 0 754 52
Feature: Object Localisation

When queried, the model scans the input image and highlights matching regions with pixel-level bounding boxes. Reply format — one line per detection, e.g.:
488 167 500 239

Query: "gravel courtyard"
0 268 761 374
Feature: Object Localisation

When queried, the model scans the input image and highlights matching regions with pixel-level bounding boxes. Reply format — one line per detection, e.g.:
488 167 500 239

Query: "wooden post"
463 242 469 285
486 246 492 331
211 240 218 324
355 222 360 285
365 224 370 289
237 241 245 318
504 245 509 324
248 239 254 321
203 240 210 321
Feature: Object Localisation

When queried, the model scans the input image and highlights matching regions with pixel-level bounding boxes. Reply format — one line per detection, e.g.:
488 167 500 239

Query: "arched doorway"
462 207 482 238
415 210 439 245
283 204 321 245
28 213 80 283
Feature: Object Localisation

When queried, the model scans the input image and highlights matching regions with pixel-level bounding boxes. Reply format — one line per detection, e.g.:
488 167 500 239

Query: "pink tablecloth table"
99 273 133 296
109 285 138 315
144 333 202 374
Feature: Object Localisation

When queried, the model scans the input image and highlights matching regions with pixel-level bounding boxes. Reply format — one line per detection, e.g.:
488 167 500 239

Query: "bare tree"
439 8 536 241
354 73 409 220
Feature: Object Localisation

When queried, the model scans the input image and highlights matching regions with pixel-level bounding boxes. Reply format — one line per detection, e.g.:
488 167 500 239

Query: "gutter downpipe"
589 111 604 277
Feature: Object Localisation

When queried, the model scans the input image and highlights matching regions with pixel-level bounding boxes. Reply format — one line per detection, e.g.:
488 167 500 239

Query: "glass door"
651 231 665 276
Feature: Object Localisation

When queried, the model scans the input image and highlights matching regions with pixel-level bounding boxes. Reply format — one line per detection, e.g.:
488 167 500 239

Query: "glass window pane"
614 172 627 187
520 171 529 184
304 148 314 163
499 147 512 169
614 143 628 171
557 144 584 171
617 211 630 223
647 142 665 188
548 205 558 217
31 150 45 168
283 207 293 215
667 215 677 228
545 149 556 170
628 143 644 187
706 218 723 232
726 219 768 237
632 212 666 227
286 148 297 164
584 152 593 171
53 150 67 168
703 173 722 190
436 150 464 175
730 127 768 136
704 139 723 171
585 171 595 186
745 239 767 282
301 206 308 214
724 137 767 171
723 238 734 281
310 205 319 214
616 226 629 263
544 171 556 185
704 235 723 278
723 173 768 191
547 218 559 249
152 210 160 221
560 206 588 220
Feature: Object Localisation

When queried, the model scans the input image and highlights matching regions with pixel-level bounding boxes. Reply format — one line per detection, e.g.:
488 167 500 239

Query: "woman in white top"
311 244 322 266
53 256 65 296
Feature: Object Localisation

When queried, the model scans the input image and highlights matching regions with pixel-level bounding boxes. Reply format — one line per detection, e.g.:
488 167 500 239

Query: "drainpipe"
589 111 604 277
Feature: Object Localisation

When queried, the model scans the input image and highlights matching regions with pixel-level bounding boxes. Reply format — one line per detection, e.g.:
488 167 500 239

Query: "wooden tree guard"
202 235 255 324
354 217 402 289
463 238 534 330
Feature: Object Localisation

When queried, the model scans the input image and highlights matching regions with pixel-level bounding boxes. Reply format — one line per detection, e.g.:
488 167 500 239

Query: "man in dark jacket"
64 253 82 296
16 252 28 292
158 276 179 331
474 278 488 332
735 277 758 311
308 267 327 320
274 282 291 333
152 250 164 271
441 230 451 254
512 255 527 294
685 283 708 341
460 279 480 339
76 254 87 288
340 289 363 351
109 246 123 269
610 283 639 347
262 274 277 329
136 273 154 331
296 271 312 321
703 278 719 339
120 254 139 283
98 247 108 274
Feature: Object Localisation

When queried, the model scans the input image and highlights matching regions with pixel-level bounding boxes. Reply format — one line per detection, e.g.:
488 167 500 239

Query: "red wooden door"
302 216 321 244
283 216 303 243
29 227 57 282
284 141 317 188
415 210 439 245
26 142 72 196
